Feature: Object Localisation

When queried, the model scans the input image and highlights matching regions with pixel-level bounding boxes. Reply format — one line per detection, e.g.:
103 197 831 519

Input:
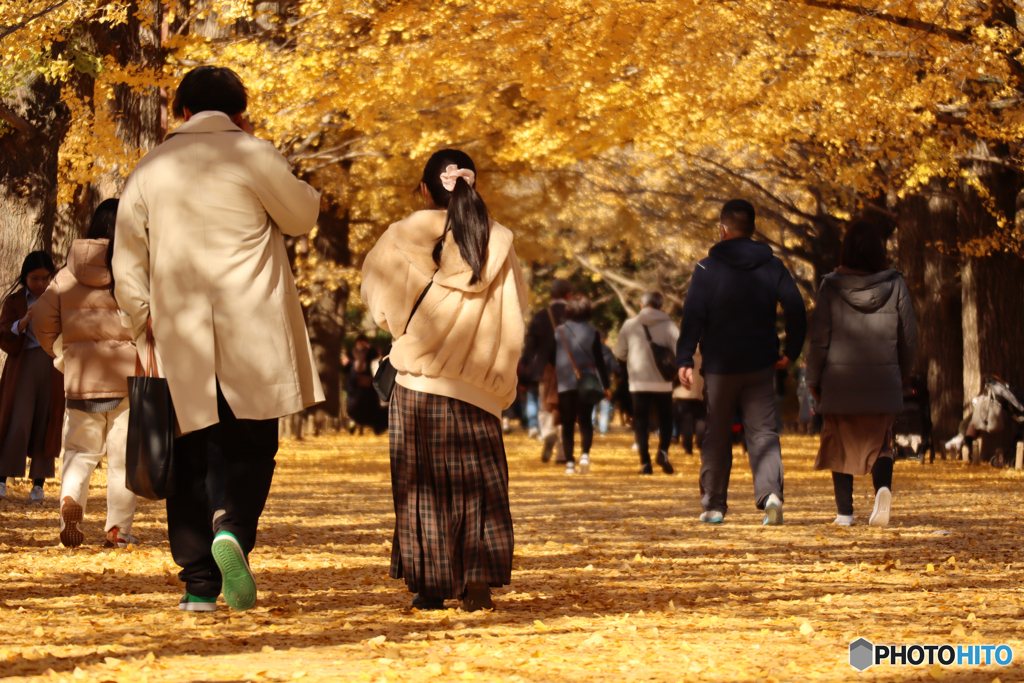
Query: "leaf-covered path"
1 432 1023 682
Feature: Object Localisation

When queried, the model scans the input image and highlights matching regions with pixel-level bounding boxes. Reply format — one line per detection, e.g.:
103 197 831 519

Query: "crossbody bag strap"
402 270 438 336
564 324 596 369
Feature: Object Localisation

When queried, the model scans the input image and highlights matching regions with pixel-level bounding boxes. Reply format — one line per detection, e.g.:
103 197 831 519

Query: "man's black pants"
632 392 672 465
168 386 278 597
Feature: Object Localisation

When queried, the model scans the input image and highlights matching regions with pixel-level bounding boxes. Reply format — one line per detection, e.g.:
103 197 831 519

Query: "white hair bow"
440 164 476 192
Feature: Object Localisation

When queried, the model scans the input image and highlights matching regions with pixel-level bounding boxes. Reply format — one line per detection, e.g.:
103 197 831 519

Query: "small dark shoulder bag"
372 273 436 402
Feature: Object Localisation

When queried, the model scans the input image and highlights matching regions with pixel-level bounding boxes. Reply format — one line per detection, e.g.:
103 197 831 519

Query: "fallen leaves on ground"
1 432 1023 682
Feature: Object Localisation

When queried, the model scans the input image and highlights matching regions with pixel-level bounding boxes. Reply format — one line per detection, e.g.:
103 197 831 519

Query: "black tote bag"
125 320 177 500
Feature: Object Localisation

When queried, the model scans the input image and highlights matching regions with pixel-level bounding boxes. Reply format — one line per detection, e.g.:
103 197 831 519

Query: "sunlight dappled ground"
1 431 1023 682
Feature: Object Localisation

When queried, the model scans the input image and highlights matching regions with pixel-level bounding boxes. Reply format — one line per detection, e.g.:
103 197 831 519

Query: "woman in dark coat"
342 335 387 434
0 251 65 501
805 222 917 528
551 295 611 475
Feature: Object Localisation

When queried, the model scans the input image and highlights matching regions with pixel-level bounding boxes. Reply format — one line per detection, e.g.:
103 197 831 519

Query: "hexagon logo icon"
849 638 874 671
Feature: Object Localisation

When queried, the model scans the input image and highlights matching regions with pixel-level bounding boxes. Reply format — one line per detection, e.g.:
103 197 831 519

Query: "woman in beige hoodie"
361 149 528 611
34 199 139 549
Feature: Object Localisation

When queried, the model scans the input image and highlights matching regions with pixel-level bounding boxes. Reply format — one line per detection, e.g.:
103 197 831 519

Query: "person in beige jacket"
361 149 528 612
112 66 322 613
34 199 139 549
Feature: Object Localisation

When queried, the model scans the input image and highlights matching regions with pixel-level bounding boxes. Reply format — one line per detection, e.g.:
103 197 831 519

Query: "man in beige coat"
113 66 323 612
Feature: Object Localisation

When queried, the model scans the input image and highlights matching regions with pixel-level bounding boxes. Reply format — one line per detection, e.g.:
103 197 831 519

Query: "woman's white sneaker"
834 514 854 527
869 487 891 527
578 454 590 474
565 461 576 475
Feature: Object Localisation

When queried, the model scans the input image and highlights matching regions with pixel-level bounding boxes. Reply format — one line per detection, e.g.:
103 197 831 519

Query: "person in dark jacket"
523 278 571 462
805 221 916 528
676 199 807 525
551 295 611 475
342 335 388 435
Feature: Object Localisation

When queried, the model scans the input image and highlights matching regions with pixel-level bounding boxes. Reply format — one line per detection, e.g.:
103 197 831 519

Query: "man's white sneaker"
29 485 44 502
699 510 724 524
578 453 590 474
565 461 576 475
762 493 783 526
834 514 854 527
869 487 891 527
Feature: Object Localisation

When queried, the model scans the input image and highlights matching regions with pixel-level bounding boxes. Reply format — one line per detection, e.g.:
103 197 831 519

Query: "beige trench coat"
113 113 324 434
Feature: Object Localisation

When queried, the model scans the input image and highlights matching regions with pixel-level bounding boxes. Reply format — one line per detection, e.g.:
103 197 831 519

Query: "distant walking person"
523 279 572 462
34 199 140 548
614 291 679 474
805 222 916 527
677 199 807 525
0 252 64 502
673 349 706 454
552 295 611 475
114 66 323 612
361 149 528 611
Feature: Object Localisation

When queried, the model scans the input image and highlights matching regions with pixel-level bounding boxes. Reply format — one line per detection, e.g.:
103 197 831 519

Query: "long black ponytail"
86 198 119 296
422 149 490 285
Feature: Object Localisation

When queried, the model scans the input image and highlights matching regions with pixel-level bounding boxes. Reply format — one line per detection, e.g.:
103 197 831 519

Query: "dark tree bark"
958 146 1024 462
0 75 72 287
895 188 963 442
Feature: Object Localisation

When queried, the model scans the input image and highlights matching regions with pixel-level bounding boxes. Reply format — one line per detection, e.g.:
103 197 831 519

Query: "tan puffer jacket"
34 239 136 400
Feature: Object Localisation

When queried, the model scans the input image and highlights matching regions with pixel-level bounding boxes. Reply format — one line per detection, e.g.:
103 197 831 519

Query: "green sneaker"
179 593 218 612
211 532 257 611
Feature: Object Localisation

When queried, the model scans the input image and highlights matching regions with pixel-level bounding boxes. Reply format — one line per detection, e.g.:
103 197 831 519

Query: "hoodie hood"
67 239 112 288
387 210 514 293
636 307 671 326
822 268 900 313
709 237 775 271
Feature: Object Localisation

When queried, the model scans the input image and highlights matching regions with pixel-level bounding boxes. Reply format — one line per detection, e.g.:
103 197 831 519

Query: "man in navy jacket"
676 199 806 525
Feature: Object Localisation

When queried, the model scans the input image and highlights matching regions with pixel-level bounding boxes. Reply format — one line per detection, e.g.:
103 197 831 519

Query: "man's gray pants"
701 366 784 515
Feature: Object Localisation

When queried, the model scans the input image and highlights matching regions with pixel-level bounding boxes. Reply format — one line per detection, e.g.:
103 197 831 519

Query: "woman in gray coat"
805 222 916 528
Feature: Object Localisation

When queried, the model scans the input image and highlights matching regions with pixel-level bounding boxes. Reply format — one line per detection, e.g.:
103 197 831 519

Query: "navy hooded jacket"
676 237 807 375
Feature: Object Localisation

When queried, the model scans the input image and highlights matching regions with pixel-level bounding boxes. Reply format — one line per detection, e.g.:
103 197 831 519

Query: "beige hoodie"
361 210 529 417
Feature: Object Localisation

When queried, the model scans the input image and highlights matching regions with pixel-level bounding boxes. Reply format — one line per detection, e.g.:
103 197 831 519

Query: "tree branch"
777 0 972 43
0 103 37 136
0 0 74 42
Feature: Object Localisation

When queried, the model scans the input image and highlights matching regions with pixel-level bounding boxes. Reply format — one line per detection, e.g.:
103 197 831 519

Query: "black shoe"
656 450 674 474
638 462 653 475
461 582 494 612
412 594 446 610
540 435 555 463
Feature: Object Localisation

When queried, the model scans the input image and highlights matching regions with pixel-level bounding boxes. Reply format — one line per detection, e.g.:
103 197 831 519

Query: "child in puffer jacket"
34 199 140 548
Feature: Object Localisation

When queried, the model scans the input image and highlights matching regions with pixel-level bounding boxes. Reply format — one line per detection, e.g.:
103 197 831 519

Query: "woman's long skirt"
813 413 895 476
389 384 514 599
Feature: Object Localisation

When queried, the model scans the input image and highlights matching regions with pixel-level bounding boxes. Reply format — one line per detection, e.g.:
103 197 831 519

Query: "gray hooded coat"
805 269 917 415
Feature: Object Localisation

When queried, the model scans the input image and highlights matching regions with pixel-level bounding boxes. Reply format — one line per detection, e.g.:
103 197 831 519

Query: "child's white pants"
59 400 137 534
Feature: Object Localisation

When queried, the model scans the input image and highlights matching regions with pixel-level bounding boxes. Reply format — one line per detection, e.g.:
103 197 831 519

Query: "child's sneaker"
60 497 84 548
105 527 141 548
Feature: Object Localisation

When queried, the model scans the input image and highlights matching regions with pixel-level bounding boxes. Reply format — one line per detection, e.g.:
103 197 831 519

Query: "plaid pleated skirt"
389 384 514 598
